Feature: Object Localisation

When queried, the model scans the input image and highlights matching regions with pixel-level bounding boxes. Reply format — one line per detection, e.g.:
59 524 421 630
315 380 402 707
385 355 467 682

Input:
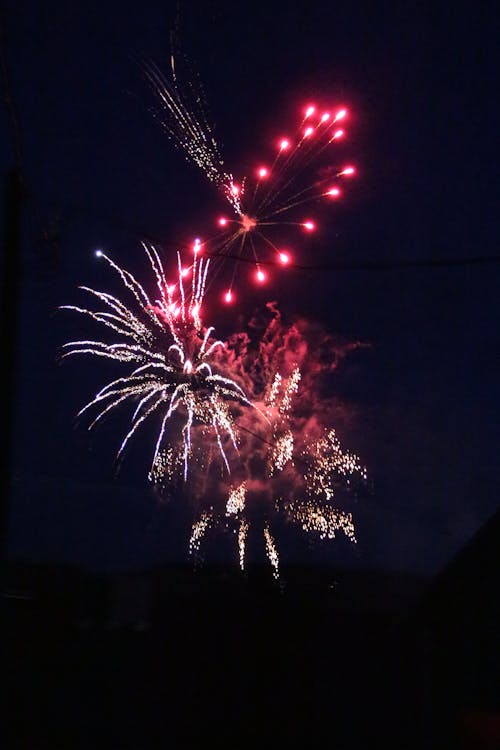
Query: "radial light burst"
146 49 357 299
61 242 256 481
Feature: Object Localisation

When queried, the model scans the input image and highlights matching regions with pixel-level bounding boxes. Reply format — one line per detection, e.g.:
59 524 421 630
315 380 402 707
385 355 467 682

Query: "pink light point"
219 217 228 226
181 267 189 278
258 167 269 178
166 284 175 295
334 108 347 122
279 252 290 265
327 187 341 198
256 269 265 282
303 221 315 231
340 166 355 176
231 184 240 196
332 129 344 139
305 105 316 118
224 290 233 303
191 305 200 318
279 138 290 150
304 126 314 137
321 113 331 123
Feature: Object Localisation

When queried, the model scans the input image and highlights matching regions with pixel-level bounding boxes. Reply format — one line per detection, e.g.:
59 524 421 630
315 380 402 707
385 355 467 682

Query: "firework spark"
303 428 368 503
211 107 356 300
61 243 256 481
189 363 366 579
148 50 357 297
189 511 212 557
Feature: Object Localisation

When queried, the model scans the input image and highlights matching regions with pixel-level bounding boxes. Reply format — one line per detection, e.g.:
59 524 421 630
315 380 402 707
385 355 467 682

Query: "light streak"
61 244 257 482
147 50 356 295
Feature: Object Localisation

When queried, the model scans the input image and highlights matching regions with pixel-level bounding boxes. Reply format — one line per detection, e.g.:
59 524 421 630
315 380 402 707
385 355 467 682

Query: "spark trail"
61 242 256 481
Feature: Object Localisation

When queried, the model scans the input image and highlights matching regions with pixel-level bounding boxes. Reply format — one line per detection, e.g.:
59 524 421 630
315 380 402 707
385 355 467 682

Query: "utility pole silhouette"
1 6 24 563
1 170 23 561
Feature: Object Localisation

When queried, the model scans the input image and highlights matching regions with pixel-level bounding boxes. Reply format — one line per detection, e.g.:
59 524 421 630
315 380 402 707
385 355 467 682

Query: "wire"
205 250 500 272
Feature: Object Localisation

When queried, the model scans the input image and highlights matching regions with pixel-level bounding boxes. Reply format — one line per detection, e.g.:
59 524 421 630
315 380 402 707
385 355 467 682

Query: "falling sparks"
61 244 257 482
238 519 249 571
304 428 368 503
187 364 366 579
263 525 280 579
226 482 246 516
286 501 356 543
148 446 183 485
269 430 294 474
189 512 212 556
267 368 301 418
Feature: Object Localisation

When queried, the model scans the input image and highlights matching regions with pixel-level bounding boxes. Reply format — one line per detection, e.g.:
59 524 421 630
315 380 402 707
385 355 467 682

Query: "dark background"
2 2 499 747
2 0 498 575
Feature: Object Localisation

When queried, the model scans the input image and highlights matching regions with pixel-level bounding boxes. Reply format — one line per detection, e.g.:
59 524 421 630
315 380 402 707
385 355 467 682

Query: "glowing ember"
241 214 257 232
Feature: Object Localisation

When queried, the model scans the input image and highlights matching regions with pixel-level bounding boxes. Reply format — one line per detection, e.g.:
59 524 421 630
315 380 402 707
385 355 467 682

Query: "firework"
61 242 256 481
188 511 213 557
212 107 356 301
60 47 368 581
148 50 357 298
285 500 356 543
144 47 230 190
303 428 368 503
189 364 366 579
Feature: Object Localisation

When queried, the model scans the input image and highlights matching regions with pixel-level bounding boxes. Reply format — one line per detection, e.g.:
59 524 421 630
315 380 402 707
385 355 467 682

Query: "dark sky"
2 1 499 576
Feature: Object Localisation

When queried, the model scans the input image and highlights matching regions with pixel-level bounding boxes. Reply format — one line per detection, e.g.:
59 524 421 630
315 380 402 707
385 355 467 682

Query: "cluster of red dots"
170 105 356 305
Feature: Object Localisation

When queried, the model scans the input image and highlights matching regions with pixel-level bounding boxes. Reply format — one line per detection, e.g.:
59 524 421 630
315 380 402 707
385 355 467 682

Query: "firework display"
61 243 256 481
147 52 356 299
187 364 366 578
62 46 367 580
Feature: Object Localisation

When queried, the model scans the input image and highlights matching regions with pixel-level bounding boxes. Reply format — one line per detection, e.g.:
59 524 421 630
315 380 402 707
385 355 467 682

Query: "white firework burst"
61 241 256 481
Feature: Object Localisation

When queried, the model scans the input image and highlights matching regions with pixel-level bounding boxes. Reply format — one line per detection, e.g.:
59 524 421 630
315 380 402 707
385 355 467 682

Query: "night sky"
2 1 499 576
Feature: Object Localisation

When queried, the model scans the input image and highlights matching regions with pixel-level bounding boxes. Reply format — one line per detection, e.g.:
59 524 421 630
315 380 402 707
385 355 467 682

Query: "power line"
55 204 500 273
204 251 500 272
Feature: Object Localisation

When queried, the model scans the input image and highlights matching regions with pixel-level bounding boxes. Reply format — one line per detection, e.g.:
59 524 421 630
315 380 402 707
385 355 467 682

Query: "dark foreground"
4 561 499 749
